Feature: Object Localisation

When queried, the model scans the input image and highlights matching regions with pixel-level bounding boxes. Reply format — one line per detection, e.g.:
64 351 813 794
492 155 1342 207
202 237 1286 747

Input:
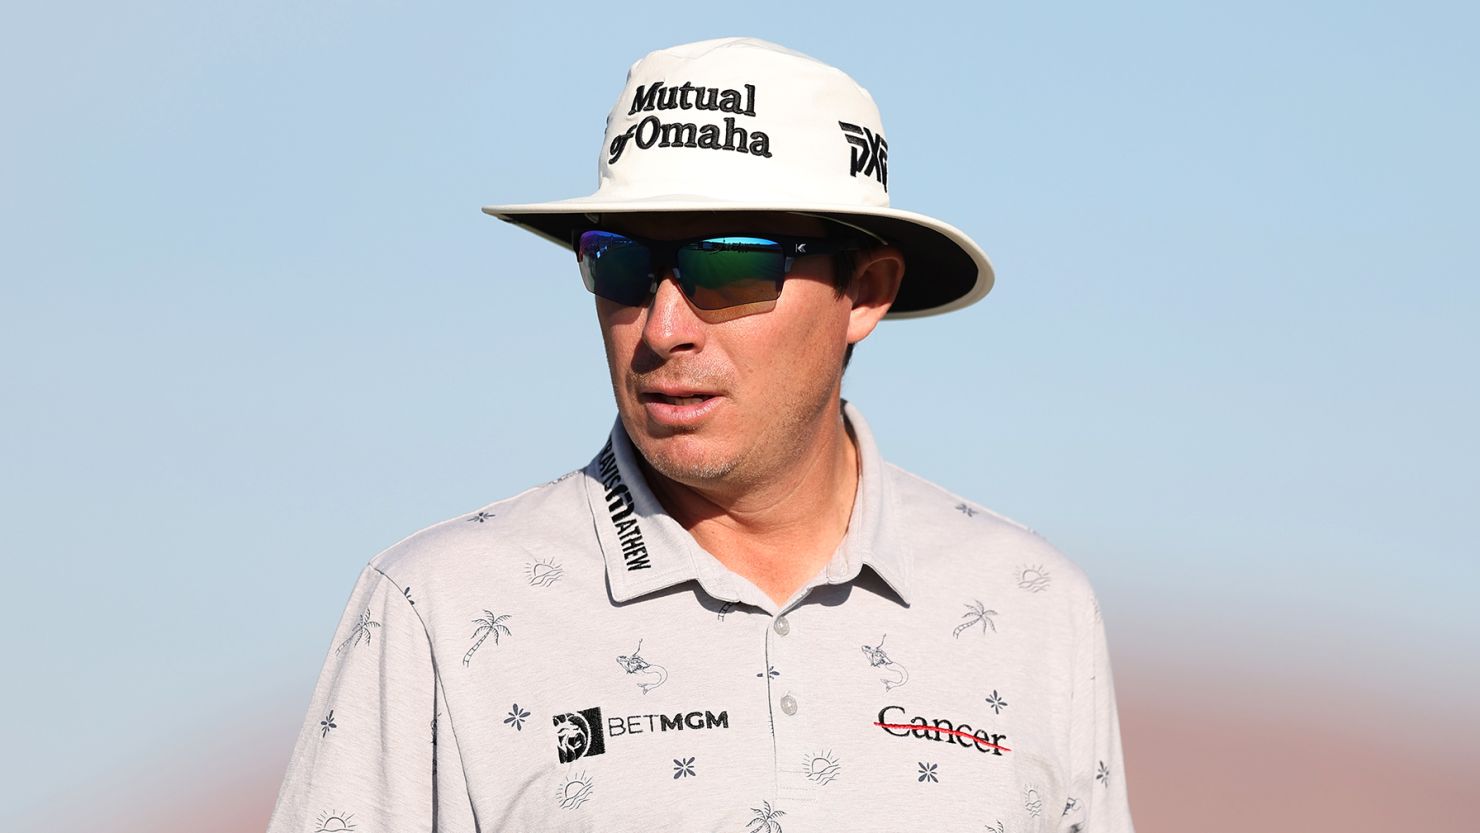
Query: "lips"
641 392 714 406
638 384 721 405
636 384 724 427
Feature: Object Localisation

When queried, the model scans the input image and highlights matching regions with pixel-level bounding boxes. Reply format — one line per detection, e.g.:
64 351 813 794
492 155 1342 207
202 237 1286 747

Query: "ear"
845 245 905 346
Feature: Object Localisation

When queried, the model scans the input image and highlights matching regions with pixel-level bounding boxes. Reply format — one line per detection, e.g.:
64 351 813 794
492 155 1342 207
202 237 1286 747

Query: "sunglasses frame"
572 229 863 310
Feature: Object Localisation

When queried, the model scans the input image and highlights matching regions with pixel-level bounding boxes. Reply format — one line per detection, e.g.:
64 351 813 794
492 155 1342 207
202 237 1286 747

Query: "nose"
640 269 706 359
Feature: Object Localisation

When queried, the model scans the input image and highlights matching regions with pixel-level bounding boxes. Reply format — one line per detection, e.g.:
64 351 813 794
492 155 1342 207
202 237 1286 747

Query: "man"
266 37 1135 833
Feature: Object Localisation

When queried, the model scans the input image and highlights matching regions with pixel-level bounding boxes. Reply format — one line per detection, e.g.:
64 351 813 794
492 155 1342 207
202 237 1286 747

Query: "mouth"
640 392 716 407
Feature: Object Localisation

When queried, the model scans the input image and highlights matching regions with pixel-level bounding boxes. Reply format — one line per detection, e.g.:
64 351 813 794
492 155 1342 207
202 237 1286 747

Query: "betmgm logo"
553 705 731 763
838 121 888 191
553 707 606 764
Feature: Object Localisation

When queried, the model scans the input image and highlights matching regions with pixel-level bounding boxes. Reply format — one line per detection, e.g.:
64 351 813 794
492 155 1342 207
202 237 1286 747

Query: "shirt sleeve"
1062 593 1137 833
264 563 477 833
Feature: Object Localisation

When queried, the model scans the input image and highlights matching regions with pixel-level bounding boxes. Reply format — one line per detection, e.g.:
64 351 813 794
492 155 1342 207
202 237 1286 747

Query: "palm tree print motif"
860 634 909 690
984 821 1005 833
463 609 512 666
319 709 337 737
615 639 668 694
953 600 998 638
746 800 786 833
334 609 381 656
1062 796 1081 815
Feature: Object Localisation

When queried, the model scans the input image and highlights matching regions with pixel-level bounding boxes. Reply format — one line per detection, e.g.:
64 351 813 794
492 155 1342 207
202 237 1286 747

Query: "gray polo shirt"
265 401 1136 833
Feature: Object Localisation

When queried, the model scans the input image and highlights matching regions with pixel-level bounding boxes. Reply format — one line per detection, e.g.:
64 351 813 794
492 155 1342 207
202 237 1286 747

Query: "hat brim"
480 195 993 319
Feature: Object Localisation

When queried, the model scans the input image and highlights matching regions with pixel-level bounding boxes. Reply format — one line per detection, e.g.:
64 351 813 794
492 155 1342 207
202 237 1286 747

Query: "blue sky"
3 0 1476 820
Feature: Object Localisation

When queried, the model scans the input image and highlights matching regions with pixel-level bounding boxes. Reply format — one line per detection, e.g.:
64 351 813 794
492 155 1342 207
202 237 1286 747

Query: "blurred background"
3 1 1475 831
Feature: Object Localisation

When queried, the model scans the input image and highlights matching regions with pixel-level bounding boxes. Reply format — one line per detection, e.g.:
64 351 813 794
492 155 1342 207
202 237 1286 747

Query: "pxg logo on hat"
482 36 996 319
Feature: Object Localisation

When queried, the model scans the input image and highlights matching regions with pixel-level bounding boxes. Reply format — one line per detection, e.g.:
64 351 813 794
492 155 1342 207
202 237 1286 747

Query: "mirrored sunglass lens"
578 231 652 305
678 236 785 310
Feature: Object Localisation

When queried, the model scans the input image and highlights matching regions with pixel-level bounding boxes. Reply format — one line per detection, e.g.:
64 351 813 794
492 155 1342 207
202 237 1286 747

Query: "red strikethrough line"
872 721 1013 752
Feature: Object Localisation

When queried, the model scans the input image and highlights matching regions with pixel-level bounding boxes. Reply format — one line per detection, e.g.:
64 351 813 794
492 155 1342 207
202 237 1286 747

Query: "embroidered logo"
608 80 772 164
554 703 731 763
838 121 888 190
595 437 651 570
874 705 1011 756
553 707 606 763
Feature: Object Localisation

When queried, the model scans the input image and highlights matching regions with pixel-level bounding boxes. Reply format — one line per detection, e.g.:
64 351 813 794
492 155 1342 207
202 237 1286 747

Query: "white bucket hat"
482 36 995 318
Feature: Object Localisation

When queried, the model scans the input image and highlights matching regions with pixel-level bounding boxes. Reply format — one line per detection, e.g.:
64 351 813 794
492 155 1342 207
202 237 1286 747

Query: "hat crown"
595 37 892 207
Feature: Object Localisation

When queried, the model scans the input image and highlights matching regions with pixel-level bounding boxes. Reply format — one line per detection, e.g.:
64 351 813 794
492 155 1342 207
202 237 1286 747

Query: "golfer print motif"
615 639 668 693
860 634 909 691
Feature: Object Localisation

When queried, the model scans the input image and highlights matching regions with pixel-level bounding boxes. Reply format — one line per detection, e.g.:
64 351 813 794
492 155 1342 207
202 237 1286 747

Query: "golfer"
266 36 1136 833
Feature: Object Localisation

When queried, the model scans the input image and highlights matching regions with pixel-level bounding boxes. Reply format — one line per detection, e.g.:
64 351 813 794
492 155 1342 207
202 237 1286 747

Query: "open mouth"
640 392 715 406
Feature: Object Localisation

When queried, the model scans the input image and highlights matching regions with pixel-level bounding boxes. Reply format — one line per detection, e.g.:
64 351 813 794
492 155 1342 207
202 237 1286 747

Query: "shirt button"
779 694 798 715
773 616 791 636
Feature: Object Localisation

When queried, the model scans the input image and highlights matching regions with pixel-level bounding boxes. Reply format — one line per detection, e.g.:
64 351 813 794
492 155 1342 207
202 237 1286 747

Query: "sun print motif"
467 511 495 523
1023 784 1043 817
558 770 594 810
334 609 381 656
917 761 939 783
615 639 668 694
1016 564 1051 593
525 557 564 588
463 609 512 666
985 689 1008 714
802 750 840 785
1097 759 1111 787
319 709 337 737
673 756 696 778
953 600 998 638
314 810 356 832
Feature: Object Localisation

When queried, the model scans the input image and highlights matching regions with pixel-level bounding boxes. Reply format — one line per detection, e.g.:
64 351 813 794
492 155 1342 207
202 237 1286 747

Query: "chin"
636 433 741 484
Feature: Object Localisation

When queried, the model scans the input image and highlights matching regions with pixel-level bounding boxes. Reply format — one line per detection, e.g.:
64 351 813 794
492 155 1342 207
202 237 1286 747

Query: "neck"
638 403 860 609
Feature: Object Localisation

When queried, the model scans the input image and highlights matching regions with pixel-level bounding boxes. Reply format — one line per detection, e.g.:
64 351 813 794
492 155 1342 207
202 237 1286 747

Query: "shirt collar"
582 400 913 609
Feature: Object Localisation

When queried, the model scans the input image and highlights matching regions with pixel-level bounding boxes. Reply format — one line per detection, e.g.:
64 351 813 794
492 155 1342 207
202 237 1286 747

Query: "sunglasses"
574 229 861 310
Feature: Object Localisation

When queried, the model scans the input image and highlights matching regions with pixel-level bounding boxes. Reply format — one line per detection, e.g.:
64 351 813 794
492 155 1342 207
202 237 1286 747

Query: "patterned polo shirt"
265 401 1136 833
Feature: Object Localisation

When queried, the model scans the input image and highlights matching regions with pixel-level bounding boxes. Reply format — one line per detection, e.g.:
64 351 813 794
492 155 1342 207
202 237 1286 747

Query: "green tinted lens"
677 237 785 309
577 231 653 305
